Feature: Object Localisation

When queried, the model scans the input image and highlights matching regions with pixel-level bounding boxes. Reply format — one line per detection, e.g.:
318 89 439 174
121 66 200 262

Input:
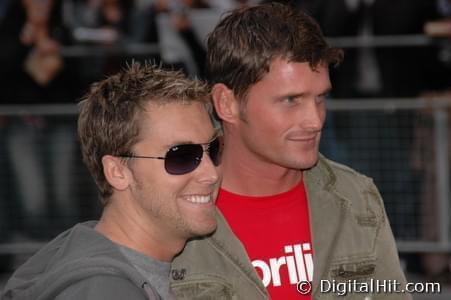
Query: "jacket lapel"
304 157 347 297
210 210 269 296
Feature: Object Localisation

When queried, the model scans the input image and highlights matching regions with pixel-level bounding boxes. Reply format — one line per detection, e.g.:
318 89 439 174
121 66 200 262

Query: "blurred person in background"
1 63 221 300
151 0 258 78
413 0 451 284
411 89 451 283
153 0 209 77
61 0 138 83
0 0 84 240
425 0 451 37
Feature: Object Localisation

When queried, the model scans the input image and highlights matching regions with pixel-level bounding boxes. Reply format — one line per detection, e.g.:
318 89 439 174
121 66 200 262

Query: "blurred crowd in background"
0 0 451 285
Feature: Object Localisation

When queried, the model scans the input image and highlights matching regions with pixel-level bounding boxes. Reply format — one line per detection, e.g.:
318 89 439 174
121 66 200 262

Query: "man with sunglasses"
171 3 411 300
2 63 222 300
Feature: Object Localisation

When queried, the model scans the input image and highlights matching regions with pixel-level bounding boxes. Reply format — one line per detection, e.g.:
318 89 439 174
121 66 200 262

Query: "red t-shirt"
217 182 313 299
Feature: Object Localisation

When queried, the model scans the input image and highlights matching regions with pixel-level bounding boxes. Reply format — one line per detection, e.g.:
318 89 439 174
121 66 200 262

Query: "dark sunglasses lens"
165 144 203 175
208 138 221 166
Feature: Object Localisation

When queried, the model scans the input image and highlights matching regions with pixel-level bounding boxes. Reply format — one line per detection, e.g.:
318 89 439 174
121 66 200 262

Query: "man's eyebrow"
164 130 220 149
320 87 333 96
274 92 305 101
275 87 332 100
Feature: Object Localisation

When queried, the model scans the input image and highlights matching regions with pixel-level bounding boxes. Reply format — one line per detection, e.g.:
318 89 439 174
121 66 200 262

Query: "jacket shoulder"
2 223 149 300
314 156 385 217
317 156 377 193
320 156 371 181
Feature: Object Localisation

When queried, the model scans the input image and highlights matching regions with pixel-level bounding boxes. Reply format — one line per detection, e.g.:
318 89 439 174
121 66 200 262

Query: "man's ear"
212 83 240 124
102 155 131 192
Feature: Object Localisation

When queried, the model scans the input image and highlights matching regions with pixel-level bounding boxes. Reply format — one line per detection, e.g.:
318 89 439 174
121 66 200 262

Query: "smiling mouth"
184 195 212 204
287 136 318 142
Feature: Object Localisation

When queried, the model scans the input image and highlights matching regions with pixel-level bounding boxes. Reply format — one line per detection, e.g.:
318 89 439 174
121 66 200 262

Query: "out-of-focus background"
0 0 450 299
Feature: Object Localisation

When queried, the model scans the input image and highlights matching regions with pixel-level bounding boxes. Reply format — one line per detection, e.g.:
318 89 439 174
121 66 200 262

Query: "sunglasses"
120 136 222 175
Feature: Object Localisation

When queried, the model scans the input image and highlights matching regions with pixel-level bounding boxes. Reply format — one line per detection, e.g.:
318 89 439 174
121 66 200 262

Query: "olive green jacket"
170 156 411 300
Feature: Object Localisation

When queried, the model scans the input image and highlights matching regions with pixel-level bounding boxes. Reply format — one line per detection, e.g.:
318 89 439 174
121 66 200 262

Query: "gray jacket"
1 222 160 300
171 155 411 299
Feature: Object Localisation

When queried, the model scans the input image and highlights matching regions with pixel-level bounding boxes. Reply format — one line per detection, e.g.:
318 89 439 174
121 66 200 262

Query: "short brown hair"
207 2 343 100
78 62 212 202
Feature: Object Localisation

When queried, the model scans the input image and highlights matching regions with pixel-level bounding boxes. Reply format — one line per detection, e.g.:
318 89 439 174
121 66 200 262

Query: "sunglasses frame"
119 135 222 175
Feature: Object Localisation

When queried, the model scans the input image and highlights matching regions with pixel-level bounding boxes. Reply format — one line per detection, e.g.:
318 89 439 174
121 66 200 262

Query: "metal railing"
0 34 442 60
327 97 451 253
327 34 444 48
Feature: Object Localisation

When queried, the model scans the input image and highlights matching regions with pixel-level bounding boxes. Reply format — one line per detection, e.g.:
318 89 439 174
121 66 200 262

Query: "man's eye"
316 92 330 104
315 96 325 104
283 96 297 104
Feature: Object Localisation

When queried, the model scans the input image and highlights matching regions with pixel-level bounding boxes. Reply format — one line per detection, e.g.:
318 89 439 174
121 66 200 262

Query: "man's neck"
220 141 303 196
95 201 185 262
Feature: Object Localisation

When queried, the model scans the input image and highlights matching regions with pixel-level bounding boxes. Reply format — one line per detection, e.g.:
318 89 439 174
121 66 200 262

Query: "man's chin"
288 155 320 171
190 218 217 238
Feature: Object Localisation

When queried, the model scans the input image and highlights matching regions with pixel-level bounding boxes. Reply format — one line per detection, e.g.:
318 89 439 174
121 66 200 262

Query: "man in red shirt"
171 3 410 299
208 4 339 298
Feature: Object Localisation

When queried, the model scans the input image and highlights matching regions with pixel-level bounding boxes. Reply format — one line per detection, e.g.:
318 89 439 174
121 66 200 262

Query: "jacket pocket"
172 278 235 300
318 259 377 299
331 260 376 280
